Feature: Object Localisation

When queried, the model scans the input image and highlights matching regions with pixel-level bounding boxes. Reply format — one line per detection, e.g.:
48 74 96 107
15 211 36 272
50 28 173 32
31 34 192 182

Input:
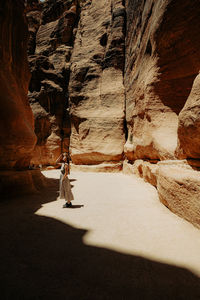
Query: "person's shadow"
0 176 200 299
70 179 77 183
70 204 84 209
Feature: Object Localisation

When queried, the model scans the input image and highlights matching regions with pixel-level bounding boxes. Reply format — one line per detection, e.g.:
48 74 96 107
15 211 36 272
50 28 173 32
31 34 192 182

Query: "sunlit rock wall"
68 0 126 166
124 0 200 162
124 0 200 229
176 73 200 160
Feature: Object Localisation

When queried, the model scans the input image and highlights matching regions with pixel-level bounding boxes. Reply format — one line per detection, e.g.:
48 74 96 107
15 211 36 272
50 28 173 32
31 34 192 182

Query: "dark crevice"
122 0 128 144
60 3 82 153
145 39 152 56
100 33 108 47
123 117 128 141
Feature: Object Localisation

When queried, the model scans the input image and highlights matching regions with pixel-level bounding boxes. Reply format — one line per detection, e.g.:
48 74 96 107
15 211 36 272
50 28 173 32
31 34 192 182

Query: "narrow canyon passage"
1 171 200 299
1 0 200 298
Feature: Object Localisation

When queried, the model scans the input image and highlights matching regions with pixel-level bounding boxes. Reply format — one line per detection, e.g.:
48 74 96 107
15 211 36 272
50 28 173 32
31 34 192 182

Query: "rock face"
157 162 200 229
26 0 42 56
124 159 200 229
177 73 200 159
27 0 79 166
0 0 36 170
123 0 200 229
124 0 200 161
68 0 126 166
0 0 46 196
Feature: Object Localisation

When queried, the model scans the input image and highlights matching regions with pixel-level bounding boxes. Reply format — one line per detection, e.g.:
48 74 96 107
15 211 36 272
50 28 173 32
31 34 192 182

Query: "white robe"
59 163 74 201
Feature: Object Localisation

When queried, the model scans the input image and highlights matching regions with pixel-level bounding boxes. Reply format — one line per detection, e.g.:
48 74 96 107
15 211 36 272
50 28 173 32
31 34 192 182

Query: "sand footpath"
40 170 200 277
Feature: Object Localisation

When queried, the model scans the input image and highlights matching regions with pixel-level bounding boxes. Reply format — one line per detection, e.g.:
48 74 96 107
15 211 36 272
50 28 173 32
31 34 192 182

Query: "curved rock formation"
177 73 200 159
0 0 44 196
124 0 200 161
0 0 36 170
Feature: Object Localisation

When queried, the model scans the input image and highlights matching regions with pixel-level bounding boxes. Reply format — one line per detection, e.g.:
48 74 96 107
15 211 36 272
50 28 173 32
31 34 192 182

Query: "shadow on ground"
0 177 200 299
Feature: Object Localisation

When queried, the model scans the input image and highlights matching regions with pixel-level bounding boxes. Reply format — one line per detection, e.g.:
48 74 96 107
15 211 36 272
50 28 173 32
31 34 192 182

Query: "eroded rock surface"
27 0 79 166
68 0 126 166
157 162 200 229
177 73 200 159
124 0 200 161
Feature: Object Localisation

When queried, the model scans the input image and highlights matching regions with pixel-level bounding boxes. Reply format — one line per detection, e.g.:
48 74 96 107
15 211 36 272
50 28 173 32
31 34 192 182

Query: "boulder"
157 163 200 229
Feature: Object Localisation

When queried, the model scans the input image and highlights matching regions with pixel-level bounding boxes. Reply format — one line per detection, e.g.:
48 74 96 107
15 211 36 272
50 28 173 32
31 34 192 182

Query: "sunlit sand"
38 170 200 277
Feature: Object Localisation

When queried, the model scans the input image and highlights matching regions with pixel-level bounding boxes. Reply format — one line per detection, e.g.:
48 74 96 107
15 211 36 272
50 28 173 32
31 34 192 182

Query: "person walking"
56 152 74 208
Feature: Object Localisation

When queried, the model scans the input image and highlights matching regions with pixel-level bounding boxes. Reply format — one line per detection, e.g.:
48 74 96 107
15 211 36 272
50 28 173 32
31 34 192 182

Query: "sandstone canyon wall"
124 0 200 161
124 0 200 228
0 0 46 196
0 0 36 170
27 0 126 170
26 0 200 227
68 0 126 169
27 0 79 166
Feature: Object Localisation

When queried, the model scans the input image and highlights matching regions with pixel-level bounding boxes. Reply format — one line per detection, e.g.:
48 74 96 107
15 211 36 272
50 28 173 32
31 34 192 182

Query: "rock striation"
68 0 126 167
157 162 200 229
27 0 79 166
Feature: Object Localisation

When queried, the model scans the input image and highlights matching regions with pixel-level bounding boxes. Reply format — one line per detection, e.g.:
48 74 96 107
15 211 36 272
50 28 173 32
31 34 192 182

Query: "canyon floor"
0 170 200 299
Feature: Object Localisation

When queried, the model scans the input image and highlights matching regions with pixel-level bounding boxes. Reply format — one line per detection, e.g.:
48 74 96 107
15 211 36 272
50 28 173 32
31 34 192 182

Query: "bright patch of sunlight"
36 170 200 277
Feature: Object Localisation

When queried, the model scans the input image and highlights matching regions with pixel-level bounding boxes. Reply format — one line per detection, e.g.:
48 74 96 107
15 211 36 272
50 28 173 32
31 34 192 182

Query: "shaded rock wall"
27 0 79 166
0 0 36 170
0 0 46 196
68 0 126 166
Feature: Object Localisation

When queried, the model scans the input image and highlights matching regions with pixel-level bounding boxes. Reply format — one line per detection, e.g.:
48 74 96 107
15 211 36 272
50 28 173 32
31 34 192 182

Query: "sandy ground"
0 170 200 299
